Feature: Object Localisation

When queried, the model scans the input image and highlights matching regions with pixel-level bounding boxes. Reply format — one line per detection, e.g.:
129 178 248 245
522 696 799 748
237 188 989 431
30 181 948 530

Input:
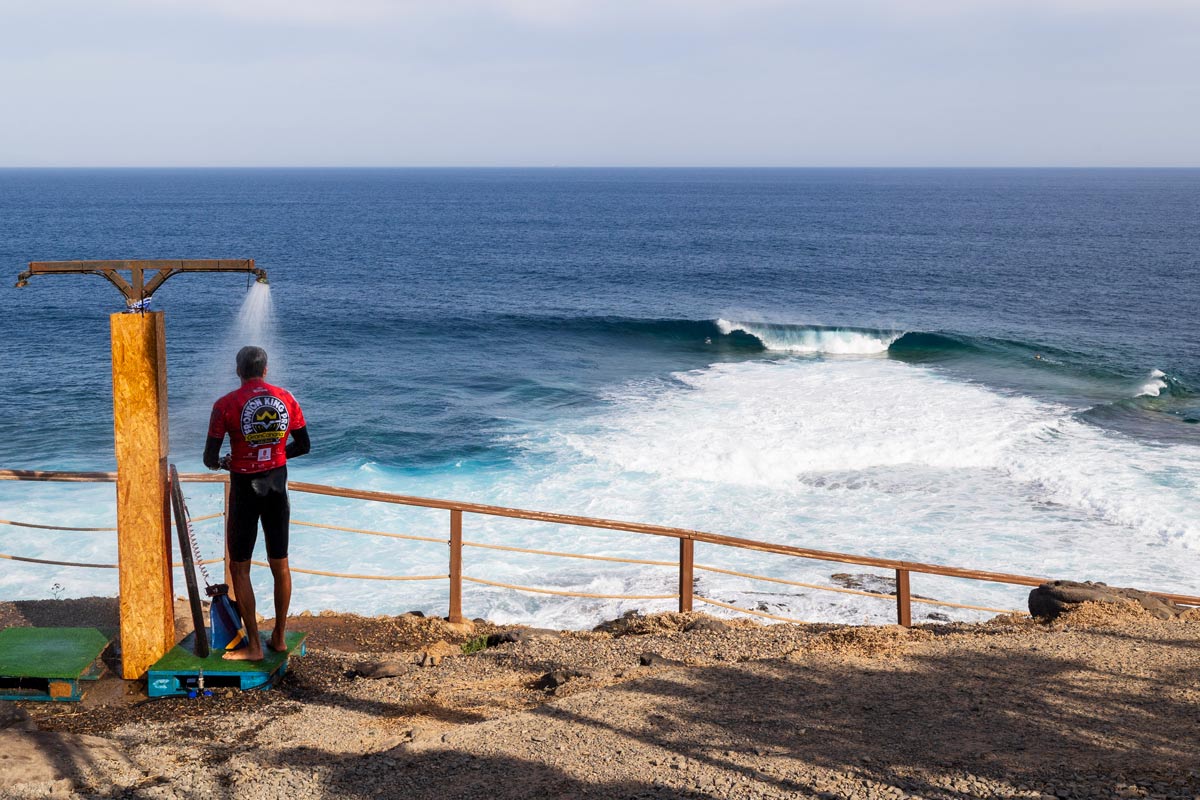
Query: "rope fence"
462 538 677 567
2 468 1196 627
463 574 677 601
694 563 1025 616
291 519 446 545
253 562 448 582
0 553 224 570
0 511 221 532
695 596 809 624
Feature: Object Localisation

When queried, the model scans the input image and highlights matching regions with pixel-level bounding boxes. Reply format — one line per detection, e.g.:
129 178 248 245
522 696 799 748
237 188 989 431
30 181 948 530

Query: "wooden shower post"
110 311 175 679
14 259 265 680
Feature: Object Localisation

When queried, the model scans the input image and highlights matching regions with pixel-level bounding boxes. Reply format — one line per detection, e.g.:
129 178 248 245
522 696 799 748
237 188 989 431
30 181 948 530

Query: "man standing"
204 346 310 661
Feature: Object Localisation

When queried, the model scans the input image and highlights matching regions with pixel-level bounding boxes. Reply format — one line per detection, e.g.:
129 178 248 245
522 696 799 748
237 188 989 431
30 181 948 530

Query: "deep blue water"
1 168 1198 622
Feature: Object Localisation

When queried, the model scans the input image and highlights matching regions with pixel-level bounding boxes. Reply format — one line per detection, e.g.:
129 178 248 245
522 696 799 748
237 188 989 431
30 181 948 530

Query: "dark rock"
351 660 414 679
594 610 643 636
0 702 34 731
471 618 488 625
925 612 952 622
486 627 560 648
534 669 588 691
684 617 731 634
487 630 527 647
403 610 425 618
1028 580 1184 620
639 652 686 668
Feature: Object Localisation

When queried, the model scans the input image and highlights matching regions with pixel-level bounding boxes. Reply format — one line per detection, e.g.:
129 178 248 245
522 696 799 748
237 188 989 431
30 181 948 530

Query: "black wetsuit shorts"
228 465 290 562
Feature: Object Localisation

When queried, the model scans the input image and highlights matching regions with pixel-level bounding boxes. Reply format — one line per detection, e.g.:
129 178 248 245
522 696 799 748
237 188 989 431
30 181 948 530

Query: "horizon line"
2 164 1200 171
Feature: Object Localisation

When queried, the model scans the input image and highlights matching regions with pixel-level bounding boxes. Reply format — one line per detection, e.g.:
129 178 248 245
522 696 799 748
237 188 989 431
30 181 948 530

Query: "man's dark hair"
236 346 268 379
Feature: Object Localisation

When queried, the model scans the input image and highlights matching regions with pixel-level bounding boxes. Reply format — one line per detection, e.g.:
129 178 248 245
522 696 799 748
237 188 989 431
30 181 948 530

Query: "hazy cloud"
2 0 1198 165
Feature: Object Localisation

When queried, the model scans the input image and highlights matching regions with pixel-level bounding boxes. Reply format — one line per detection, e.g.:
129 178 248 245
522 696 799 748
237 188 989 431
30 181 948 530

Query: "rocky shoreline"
1 597 1199 799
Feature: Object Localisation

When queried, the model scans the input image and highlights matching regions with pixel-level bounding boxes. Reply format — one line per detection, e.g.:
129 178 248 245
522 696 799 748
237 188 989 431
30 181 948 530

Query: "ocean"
1 168 1197 626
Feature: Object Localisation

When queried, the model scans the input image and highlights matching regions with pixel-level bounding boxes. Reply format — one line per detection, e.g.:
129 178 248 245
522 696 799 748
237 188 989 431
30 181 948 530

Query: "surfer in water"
204 346 310 661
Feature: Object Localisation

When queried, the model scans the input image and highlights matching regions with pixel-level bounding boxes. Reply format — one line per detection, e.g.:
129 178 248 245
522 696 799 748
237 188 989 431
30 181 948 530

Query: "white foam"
1135 368 1168 397
6 357 1199 628
716 319 901 354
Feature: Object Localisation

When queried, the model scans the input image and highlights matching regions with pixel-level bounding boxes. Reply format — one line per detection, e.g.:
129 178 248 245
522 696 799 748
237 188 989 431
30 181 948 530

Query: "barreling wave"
489 316 1198 413
528 314 1199 437
714 319 998 359
1116 370 1195 414
715 319 902 354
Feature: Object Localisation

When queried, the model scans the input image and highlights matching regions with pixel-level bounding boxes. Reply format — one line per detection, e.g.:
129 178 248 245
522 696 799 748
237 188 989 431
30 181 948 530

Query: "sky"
2 0 1199 167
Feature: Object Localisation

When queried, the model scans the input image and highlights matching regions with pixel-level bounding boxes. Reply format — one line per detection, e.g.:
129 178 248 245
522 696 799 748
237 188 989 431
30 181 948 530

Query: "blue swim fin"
206 585 248 652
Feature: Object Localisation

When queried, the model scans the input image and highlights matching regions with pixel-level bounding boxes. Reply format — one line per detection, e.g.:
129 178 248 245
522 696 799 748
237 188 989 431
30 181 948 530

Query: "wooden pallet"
147 630 307 698
0 627 110 702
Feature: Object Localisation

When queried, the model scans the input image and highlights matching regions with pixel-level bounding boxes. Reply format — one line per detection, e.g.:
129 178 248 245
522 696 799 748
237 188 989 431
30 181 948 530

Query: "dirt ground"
2 597 1199 800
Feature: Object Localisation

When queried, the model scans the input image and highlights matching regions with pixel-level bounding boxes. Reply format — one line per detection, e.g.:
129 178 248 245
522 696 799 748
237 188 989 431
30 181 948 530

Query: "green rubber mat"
0 627 109 679
153 631 307 672
148 630 307 697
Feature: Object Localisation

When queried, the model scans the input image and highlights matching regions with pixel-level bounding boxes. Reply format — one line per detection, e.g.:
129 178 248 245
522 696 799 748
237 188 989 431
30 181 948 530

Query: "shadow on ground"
259 635 1200 799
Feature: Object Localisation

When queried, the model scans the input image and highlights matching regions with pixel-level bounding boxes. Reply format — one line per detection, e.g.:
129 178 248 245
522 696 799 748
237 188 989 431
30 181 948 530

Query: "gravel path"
3 599 1199 799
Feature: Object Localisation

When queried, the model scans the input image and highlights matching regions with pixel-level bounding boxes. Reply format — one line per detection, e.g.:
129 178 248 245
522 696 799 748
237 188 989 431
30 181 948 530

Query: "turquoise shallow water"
1 168 1197 624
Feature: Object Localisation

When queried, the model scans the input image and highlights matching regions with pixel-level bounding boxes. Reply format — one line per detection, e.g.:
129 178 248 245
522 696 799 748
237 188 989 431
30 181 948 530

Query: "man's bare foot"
268 634 288 653
223 646 264 661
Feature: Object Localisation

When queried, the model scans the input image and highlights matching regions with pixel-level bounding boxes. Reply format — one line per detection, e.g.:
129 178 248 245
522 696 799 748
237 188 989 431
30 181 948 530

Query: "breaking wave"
1136 369 1169 398
715 319 901 354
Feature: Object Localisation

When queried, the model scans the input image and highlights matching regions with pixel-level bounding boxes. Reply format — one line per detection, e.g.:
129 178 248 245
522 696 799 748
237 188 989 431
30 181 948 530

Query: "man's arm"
203 436 224 470
286 425 310 459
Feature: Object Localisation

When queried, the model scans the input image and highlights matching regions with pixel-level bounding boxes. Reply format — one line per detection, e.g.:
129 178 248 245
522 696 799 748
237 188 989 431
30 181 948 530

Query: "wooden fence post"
896 568 911 627
679 538 694 612
448 509 463 623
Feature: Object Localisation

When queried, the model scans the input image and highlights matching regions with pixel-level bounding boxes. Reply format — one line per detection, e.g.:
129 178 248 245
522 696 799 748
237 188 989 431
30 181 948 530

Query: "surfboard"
169 465 210 658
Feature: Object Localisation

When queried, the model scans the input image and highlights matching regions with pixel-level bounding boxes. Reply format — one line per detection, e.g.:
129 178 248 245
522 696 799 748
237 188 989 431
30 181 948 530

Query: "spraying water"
171 280 285 452
230 281 282 381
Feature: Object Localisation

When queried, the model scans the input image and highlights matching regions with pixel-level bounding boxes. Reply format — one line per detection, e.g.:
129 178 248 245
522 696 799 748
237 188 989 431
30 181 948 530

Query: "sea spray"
1135 369 1168 398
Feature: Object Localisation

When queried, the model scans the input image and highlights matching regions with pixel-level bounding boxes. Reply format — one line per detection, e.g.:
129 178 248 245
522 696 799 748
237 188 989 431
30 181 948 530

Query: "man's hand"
203 435 225 470
218 454 232 471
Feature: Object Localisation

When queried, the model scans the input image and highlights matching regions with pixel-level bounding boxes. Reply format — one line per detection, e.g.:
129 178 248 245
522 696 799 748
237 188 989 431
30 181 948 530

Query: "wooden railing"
3 468 1199 626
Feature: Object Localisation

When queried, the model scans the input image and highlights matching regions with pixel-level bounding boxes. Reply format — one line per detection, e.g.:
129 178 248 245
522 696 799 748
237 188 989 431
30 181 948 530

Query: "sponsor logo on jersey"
240 395 290 447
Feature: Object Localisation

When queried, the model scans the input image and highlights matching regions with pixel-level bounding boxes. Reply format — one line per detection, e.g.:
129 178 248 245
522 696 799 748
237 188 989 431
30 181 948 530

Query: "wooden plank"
448 510 463 623
679 539 694 612
110 311 175 679
0 469 225 483
896 569 912 627
0 469 117 482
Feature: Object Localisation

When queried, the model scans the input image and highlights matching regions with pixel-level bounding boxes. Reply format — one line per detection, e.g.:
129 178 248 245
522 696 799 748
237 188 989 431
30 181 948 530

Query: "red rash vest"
208 379 306 474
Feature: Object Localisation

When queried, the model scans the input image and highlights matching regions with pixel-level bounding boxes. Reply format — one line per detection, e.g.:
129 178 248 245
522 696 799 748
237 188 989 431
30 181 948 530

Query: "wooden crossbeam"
17 259 262 306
